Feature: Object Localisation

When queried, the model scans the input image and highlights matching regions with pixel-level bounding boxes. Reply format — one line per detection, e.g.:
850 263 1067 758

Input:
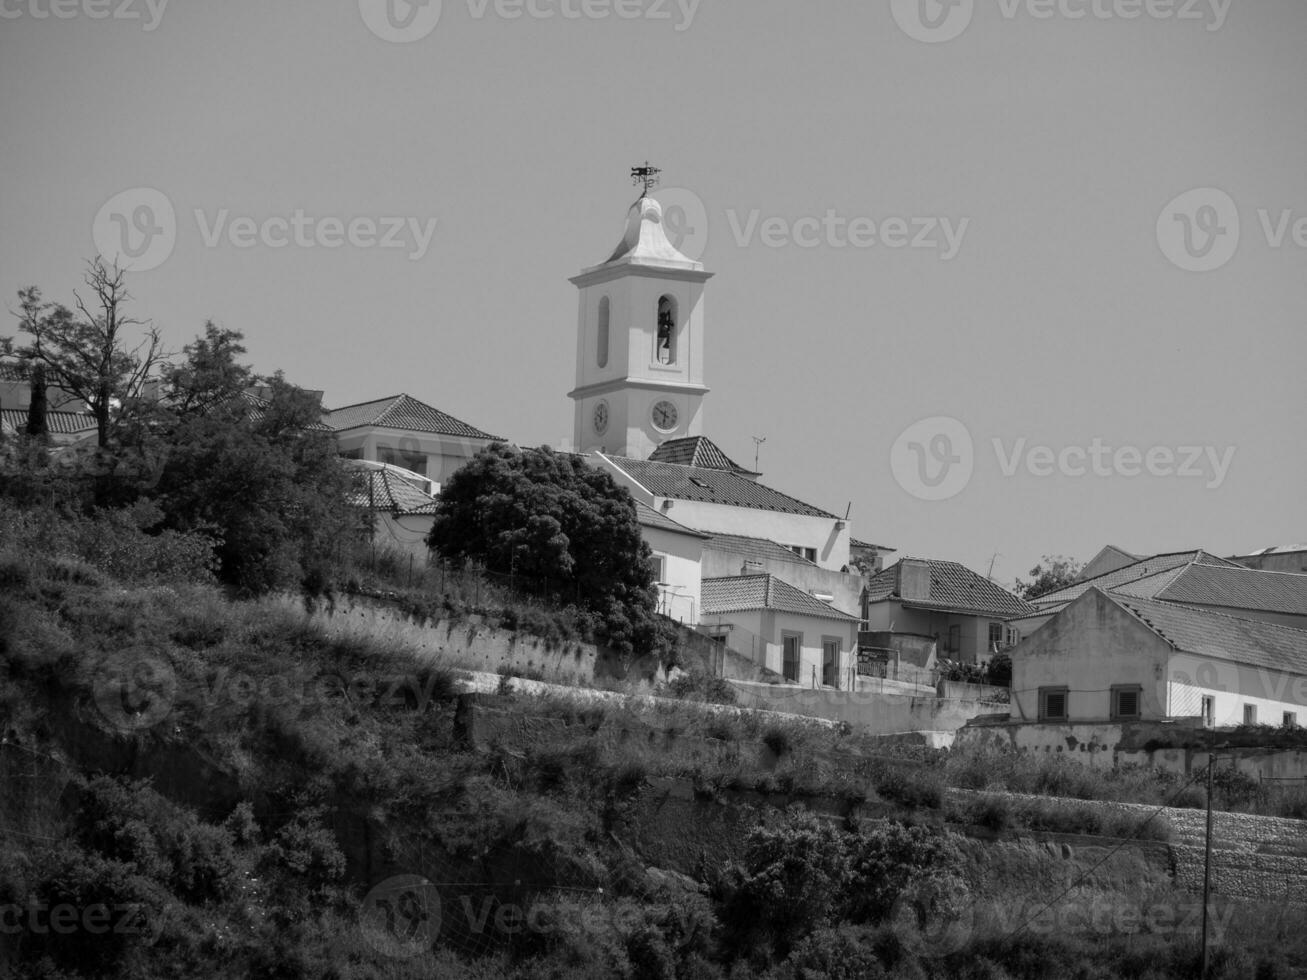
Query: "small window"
1284 712 1298 729
596 296 610 369
1243 704 1257 726
656 295 677 364
1111 685 1142 720
988 622 1003 650
787 545 816 563
1201 696 1215 728
338 448 363 460
1039 687 1068 722
648 554 666 584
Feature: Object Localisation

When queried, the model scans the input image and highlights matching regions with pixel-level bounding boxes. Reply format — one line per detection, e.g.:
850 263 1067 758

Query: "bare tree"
15 257 165 447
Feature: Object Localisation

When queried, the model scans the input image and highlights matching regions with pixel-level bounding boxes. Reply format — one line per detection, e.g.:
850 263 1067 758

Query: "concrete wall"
643 525 703 626
701 545 863 616
956 719 1307 781
1009 590 1172 722
727 680 996 737
864 601 997 664
372 512 433 564
653 497 849 573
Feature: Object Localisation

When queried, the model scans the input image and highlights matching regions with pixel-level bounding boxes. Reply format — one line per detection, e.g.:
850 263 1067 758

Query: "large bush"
428 443 659 655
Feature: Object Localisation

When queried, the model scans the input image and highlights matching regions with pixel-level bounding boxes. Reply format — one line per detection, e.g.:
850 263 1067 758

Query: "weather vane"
631 161 661 195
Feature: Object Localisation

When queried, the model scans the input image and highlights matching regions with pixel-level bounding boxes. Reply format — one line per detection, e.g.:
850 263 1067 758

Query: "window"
596 296 610 368
1243 704 1257 726
1039 687 1068 722
1284 712 1298 729
1201 696 1215 728
647 554 665 584
787 545 817 563
782 633 801 683
379 447 426 476
338 448 363 460
988 622 1003 650
946 624 962 656
656 295 677 364
822 639 840 689
1111 685 1142 720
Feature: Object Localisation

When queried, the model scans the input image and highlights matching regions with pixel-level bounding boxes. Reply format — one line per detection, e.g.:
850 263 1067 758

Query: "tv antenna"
751 436 766 471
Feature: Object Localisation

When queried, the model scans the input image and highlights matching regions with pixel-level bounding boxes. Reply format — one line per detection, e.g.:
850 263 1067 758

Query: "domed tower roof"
585 196 704 274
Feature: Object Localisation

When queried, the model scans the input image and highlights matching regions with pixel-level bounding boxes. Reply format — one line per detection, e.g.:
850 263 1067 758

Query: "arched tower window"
656 295 677 365
596 296 610 368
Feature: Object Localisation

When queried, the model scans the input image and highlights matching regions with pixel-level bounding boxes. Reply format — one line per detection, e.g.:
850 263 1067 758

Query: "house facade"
700 574 859 688
1010 587 1307 729
862 558 1033 664
326 393 503 486
635 500 707 626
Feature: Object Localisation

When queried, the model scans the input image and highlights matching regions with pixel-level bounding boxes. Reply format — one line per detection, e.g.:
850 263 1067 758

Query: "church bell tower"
568 168 713 459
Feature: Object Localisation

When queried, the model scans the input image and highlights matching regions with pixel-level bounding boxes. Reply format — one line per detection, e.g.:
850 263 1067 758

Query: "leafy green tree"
428 443 659 654
718 807 853 959
1014 555 1083 600
151 373 357 596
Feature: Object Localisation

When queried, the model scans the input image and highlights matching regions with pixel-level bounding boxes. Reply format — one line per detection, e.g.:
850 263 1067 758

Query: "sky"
1 0 1304 588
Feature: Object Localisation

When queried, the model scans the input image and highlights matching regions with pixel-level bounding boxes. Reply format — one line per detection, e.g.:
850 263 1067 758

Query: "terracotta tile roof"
702 533 818 567
1031 550 1243 611
238 392 334 432
346 467 438 514
864 559 1035 619
0 408 98 435
850 537 895 552
1109 592 1307 677
603 455 836 518
702 574 858 621
648 436 757 474
325 393 502 441
1113 563 1307 617
0 361 31 382
635 501 710 538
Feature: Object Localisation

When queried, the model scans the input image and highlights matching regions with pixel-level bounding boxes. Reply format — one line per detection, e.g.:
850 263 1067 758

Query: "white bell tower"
568 189 713 459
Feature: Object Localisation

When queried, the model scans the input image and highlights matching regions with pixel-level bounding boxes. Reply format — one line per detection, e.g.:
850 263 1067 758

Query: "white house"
635 499 707 626
1010 586 1307 729
326 393 503 485
700 573 859 689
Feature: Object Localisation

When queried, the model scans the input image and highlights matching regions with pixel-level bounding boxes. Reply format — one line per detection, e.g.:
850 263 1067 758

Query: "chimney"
898 559 932 602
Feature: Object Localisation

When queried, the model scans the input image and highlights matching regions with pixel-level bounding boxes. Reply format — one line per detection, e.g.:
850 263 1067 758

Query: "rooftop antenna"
631 162 662 196
986 552 1001 581
751 435 766 471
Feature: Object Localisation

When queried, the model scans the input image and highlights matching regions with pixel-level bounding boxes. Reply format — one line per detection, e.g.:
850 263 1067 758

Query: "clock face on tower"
651 400 678 432
593 401 609 435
